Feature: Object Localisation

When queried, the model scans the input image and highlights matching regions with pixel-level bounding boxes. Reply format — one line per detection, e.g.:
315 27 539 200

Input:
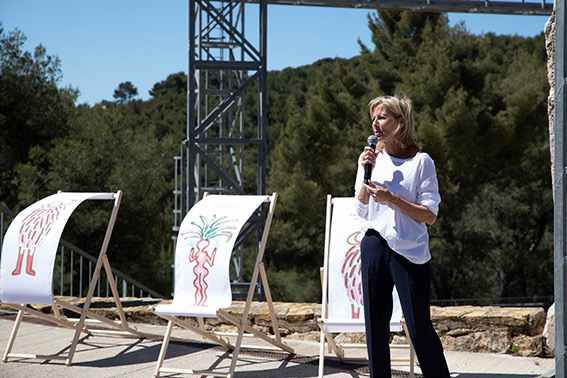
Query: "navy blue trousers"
360 229 450 378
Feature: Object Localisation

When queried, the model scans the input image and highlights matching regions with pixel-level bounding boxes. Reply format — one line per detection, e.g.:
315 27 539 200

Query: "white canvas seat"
318 195 417 377
152 193 293 378
0 191 143 366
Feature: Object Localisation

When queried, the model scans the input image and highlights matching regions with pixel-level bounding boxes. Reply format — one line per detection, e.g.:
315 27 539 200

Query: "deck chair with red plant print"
152 193 293 378
0 191 143 366
317 195 417 378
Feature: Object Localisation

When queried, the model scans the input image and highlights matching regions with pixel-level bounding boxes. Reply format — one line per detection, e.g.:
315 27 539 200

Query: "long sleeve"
416 156 441 216
353 152 368 219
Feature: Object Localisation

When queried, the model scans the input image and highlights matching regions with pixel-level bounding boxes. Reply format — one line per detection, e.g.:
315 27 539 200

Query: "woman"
354 95 450 378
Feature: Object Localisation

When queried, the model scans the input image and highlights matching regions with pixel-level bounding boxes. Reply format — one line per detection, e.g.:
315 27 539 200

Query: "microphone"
364 135 378 184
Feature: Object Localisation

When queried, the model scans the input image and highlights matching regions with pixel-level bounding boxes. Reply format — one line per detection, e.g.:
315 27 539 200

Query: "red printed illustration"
180 215 237 306
13 199 76 276
340 231 364 319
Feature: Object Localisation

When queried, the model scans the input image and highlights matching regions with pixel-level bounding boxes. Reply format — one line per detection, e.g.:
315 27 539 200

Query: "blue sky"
1 0 551 105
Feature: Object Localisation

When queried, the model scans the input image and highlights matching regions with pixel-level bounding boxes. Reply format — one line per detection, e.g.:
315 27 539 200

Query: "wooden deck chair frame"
317 195 417 378
1 190 144 366
153 192 293 378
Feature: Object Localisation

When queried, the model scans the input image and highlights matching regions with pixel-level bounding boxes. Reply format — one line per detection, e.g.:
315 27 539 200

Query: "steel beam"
247 0 552 16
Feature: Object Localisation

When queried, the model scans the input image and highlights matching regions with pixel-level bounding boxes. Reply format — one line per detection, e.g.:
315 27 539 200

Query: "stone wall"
3 297 552 358
431 305 547 357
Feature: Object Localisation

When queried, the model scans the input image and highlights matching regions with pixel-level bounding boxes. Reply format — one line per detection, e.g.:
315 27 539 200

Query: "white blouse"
353 150 441 264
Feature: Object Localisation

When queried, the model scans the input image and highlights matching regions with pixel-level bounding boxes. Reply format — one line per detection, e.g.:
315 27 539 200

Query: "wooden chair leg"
318 329 326 378
2 309 24 362
402 320 416 378
154 320 174 378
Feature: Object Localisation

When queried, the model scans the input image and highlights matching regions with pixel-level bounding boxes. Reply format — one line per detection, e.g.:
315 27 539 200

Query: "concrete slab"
0 310 555 378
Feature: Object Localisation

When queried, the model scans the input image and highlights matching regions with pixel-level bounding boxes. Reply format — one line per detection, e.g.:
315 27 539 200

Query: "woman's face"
371 104 402 145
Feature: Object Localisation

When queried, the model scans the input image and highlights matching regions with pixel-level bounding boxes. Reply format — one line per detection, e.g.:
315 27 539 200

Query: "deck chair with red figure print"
152 193 293 378
0 191 143 366
317 195 417 378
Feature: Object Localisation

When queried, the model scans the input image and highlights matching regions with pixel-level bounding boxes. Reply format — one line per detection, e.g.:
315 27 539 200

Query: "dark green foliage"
113 81 138 103
263 11 552 303
1 36 185 294
0 13 552 304
0 25 78 207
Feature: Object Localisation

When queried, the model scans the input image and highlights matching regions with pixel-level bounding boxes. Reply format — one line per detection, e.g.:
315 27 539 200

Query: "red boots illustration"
11 250 36 276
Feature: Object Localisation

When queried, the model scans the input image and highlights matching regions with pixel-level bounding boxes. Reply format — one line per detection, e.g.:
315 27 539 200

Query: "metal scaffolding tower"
174 0 267 292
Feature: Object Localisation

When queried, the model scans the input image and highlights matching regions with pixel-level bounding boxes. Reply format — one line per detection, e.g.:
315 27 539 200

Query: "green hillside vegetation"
0 11 552 303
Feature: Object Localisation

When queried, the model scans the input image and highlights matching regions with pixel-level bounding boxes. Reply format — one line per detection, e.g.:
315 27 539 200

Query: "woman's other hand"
363 181 396 204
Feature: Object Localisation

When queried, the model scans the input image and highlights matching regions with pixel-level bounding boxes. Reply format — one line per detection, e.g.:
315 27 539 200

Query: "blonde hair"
368 95 420 152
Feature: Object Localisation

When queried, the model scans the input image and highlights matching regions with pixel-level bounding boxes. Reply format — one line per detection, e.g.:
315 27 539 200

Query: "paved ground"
0 310 555 378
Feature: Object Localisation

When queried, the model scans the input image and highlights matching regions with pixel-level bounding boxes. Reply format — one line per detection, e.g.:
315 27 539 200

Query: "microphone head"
367 135 378 147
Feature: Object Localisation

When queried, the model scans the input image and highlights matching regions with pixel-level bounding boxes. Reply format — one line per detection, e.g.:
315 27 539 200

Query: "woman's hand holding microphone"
360 143 400 205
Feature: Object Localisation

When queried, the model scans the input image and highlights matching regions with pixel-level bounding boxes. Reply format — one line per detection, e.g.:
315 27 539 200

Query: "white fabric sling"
318 195 416 377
